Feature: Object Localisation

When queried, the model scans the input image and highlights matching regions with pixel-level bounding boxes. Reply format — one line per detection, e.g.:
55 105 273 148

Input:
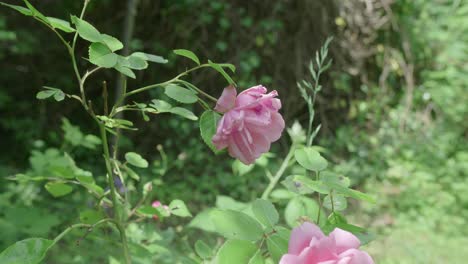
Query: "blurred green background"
1 0 467 263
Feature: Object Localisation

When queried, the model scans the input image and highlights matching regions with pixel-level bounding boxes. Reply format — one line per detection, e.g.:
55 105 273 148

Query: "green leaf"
114 63 136 79
80 183 104 196
164 84 198 104
294 147 328 171
210 209 263 241
270 189 295 200
123 165 140 181
125 54 148 70
323 194 347 211
36 90 55 100
36 87 65 102
173 49 200 65
71 15 102 42
76 174 94 184
216 196 249 211
188 209 216 232
79 210 104 225
218 63 236 72
285 196 322 227
150 99 172 112
194 240 212 259
252 199 279 228
1 3 32 16
248 249 264 264
199 110 221 153
125 152 148 168
216 239 258 264
291 175 330 194
325 182 375 203
232 160 254 176
208 60 235 85
321 171 350 188
89 43 118 68
53 90 65 101
0 238 53 264
137 205 159 217
282 175 315 195
23 0 48 23
169 107 198 120
44 182 73 197
267 229 289 263
100 34 123 52
46 17 75 33
168 199 192 217
132 52 168 64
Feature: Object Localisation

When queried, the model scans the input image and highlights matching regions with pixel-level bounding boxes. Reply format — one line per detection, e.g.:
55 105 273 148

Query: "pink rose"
212 85 285 164
280 222 374 264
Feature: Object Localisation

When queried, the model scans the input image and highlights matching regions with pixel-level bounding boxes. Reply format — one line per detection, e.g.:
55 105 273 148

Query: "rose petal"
214 85 237 113
288 222 325 255
338 249 374 264
279 254 302 264
329 228 361 254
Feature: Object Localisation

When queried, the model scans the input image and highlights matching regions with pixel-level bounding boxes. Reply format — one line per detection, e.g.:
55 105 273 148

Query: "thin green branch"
261 145 296 199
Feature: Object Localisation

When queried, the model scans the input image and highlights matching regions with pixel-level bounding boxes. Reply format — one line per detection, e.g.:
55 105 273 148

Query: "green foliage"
164 84 198 104
199 110 221 153
125 152 148 168
0 238 53 264
294 147 328 171
173 49 200 65
210 209 263 241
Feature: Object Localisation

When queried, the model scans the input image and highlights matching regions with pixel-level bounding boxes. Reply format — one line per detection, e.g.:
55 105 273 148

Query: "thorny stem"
52 218 115 246
261 145 296 199
99 123 132 264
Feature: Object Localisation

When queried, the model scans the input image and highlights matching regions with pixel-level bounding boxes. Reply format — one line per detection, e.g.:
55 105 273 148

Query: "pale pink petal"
288 222 325 255
214 85 237 113
279 254 302 264
298 241 337 263
246 112 284 142
244 108 272 126
338 249 374 264
329 228 360 254
250 131 271 158
152 201 162 207
238 85 267 96
228 133 255 164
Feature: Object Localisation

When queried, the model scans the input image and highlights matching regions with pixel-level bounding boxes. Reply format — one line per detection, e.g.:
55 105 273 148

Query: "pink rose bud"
212 85 285 164
151 200 170 220
280 222 374 264
152 200 162 220
152 201 162 208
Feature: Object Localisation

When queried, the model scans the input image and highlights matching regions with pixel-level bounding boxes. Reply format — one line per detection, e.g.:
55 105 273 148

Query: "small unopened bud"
143 182 153 196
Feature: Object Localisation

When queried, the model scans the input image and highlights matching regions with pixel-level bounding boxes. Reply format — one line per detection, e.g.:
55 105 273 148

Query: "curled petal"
329 228 361 254
214 85 237 113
